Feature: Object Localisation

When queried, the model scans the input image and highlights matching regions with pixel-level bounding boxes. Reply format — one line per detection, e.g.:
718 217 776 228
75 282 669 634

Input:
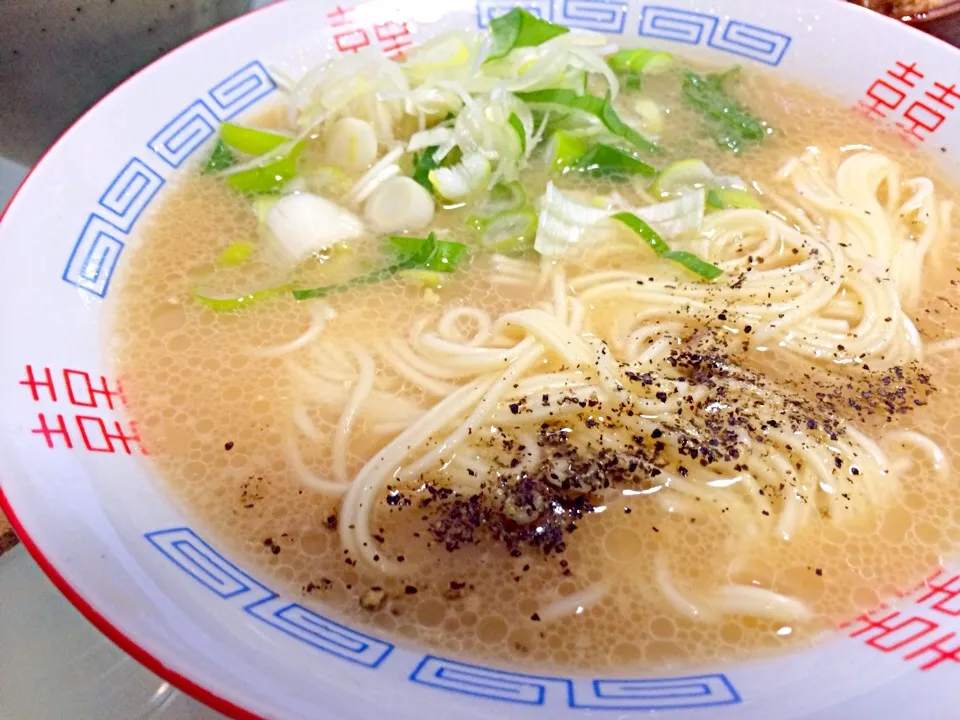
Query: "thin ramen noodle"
110 15 960 672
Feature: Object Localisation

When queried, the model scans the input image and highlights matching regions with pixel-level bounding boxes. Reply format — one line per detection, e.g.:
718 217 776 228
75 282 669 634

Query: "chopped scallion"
508 112 527 155
611 211 670 254
682 68 770 152
485 8 569 63
612 211 722 280
572 143 657 178
707 187 763 210
542 130 587 173
470 181 527 225
608 49 674 76
292 233 468 300
412 146 441 191
226 142 304 195
203 140 236 174
516 88 659 154
220 122 292 156
480 209 537 254
389 234 468 272
192 283 291 312
218 241 256 267
291 262 415 301
662 250 724 280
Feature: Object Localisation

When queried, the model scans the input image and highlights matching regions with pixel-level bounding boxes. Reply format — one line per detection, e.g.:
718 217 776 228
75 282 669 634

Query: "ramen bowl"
1 1 960 718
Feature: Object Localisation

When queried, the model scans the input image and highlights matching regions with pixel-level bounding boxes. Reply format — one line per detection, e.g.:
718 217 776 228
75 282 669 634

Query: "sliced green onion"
507 112 527 155
227 142 304 195
516 89 659 154
203 139 236 174
402 32 475 84
612 211 722 280
622 74 644 91
192 283 291 312
389 234 468 272
682 69 770 152
572 143 657 178
542 130 588 173
428 153 491 201
608 49 674 76
218 241 256 267
412 146 441 191
630 97 664 134
480 209 537 253
220 122 291 156
707 187 763 210
611 211 670 254
485 8 569 63
291 262 414 301
399 269 445 289
470 181 527 225
293 233 468 300
556 69 588 95
653 158 714 195
662 250 724 280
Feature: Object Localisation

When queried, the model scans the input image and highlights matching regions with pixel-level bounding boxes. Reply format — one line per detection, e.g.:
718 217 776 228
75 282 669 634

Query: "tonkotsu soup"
109 11 960 673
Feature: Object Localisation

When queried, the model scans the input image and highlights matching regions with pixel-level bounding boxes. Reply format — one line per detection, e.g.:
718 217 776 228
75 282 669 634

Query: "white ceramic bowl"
2 1 960 717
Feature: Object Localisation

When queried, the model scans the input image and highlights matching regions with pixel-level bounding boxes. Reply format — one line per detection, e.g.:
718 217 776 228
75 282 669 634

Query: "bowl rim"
0 6 275 718
1 2 959 719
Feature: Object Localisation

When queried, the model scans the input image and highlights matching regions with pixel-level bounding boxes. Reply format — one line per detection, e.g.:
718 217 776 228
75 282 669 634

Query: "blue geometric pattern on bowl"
410 655 741 709
476 2 792 66
478 0 627 33
147 526 741 710
62 61 276 297
638 6 791 65
146 528 394 668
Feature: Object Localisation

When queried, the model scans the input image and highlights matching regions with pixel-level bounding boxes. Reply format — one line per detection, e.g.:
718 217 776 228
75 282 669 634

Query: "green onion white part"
429 152 491 201
470 181 527 223
631 189 706 238
363 176 436 234
325 117 379 171
347 146 405 205
534 182 613 258
481 209 537 253
265 193 365 263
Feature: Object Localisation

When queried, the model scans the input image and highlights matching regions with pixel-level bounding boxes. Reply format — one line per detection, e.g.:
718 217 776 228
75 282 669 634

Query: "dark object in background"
849 0 960 47
905 0 960 45
0 0 250 165
0 517 17 556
